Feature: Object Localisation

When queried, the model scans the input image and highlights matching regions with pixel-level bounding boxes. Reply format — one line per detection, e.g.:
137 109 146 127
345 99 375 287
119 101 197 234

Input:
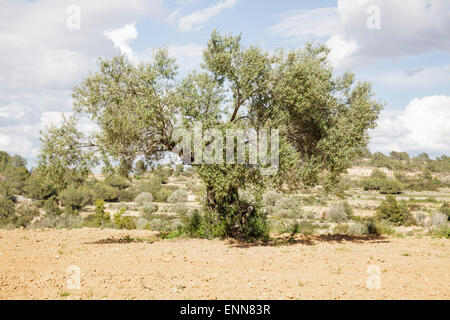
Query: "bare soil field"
1 228 448 300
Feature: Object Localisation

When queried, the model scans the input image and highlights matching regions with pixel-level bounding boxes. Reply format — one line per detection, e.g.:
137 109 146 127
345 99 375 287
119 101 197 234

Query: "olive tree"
39 30 382 239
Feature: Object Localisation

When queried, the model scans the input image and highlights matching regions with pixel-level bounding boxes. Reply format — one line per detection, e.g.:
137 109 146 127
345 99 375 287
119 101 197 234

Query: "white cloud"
104 23 139 62
370 95 450 156
268 0 450 70
177 0 237 31
267 8 339 40
325 35 359 70
0 0 168 164
372 65 450 89
169 43 204 70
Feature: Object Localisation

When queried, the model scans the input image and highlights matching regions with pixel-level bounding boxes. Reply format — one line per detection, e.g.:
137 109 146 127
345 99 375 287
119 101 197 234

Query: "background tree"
39 30 382 240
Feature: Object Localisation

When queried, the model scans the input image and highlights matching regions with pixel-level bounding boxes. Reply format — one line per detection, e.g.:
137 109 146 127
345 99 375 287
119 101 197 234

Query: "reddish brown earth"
0 228 449 300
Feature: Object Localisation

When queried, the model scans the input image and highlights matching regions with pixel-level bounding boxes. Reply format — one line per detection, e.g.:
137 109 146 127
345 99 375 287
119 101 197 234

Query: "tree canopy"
37 30 383 239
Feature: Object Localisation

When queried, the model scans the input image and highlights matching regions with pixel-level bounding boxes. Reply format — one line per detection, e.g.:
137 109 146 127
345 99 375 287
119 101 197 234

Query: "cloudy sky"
1 0 449 166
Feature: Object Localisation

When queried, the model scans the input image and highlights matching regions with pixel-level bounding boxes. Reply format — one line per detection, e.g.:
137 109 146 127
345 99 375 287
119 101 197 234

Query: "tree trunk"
206 185 217 209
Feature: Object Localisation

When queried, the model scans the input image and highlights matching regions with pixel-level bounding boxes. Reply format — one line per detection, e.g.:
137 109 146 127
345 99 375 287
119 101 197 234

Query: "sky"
1 0 449 167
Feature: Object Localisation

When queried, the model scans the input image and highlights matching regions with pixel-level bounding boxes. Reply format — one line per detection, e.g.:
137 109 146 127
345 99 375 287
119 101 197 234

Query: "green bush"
24 172 58 200
141 203 158 219
342 201 353 217
89 181 119 202
361 177 383 191
171 203 189 215
149 218 170 231
429 225 450 239
325 203 350 223
272 196 303 218
380 179 404 194
135 192 154 206
332 224 349 235
240 208 269 241
394 170 443 192
302 195 327 206
0 195 15 227
33 212 83 229
261 190 282 207
365 217 395 236
154 188 173 202
185 209 227 240
118 189 136 202
376 196 414 226
15 204 40 227
104 175 130 190
347 222 369 235
290 221 318 236
59 184 93 210
134 160 147 176
138 176 162 195
113 209 136 230
431 212 447 227
371 169 387 179
168 190 188 203
84 200 111 228
440 202 450 220
43 197 62 215
361 170 398 193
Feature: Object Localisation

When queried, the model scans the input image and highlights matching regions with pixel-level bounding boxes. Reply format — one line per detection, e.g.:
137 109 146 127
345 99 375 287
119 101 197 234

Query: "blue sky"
1 0 450 166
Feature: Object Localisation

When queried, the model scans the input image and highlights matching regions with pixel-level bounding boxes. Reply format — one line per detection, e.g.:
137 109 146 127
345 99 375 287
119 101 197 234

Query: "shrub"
59 184 92 210
134 160 147 176
89 181 119 202
141 203 158 219
325 203 350 223
290 221 317 236
332 224 349 235
135 192 154 206
134 217 150 230
33 213 83 229
24 171 58 200
342 201 353 217
376 196 414 226
15 204 40 227
413 212 427 227
171 203 189 215
302 195 327 205
118 189 136 202
380 179 404 194
149 218 170 231
371 169 387 179
104 175 130 190
154 188 173 202
365 217 395 236
431 212 447 227
361 177 383 191
138 176 162 195
272 196 303 218
43 197 62 215
168 190 188 203
261 190 282 207
93 199 111 228
118 202 128 211
0 195 15 226
113 209 136 230
269 218 289 234
240 208 270 241
185 209 227 240
440 202 450 220
429 225 450 239
238 189 256 204
175 164 184 176
348 222 369 235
